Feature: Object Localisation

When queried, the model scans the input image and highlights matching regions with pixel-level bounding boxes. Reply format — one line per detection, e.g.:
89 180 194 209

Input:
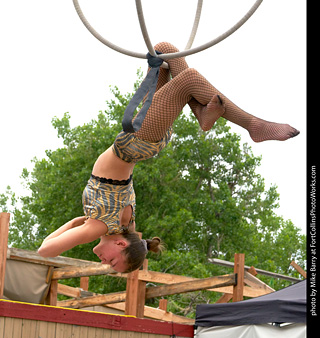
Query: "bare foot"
195 95 225 131
248 118 300 142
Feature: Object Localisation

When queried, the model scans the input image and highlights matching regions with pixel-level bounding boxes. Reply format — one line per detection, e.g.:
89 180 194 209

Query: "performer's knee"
154 42 180 54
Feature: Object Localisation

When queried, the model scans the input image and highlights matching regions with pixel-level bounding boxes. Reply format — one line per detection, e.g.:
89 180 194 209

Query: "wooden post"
233 253 245 302
125 268 140 316
80 277 89 291
125 232 147 318
48 280 58 306
0 212 10 298
290 261 307 278
159 299 168 312
136 259 148 318
248 265 258 276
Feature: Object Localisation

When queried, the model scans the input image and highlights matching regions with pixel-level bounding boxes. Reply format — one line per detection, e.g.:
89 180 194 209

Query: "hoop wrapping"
122 52 163 133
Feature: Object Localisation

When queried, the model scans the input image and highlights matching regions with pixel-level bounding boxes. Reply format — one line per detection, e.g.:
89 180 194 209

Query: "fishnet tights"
134 42 299 143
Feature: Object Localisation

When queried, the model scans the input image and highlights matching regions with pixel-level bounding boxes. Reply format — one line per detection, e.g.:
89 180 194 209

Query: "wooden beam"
103 303 194 324
57 274 235 309
7 247 103 268
57 283 81 298
145 274 236 299
111 269 196 284
207 284 271 297
290 261 307 278
53 264 114 279
0 212 10 298
215 293 233 304
209 257 301 282
57 291 127 308
244 271 274 294
233 253 245 302
248 266 258 276
52 265 271 298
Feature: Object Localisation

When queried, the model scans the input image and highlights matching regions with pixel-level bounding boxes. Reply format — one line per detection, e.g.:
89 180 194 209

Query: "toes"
291 129 300 138
288 127 300 139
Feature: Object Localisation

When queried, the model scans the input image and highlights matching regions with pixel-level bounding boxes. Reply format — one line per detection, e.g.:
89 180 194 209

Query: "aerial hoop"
72 0 263 61
135 0 204 56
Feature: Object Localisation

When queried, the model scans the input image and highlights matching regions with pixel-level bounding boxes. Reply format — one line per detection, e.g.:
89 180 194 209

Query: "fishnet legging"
135 42 246 142
134 42 299 143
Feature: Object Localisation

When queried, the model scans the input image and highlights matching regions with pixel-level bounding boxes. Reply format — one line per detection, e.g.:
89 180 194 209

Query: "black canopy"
195 280 306 327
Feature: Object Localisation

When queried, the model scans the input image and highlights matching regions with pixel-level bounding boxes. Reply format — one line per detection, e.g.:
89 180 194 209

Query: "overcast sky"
0 1 306 233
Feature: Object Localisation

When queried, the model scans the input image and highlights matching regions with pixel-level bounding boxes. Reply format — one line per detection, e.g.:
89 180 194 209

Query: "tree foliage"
1 73 306 316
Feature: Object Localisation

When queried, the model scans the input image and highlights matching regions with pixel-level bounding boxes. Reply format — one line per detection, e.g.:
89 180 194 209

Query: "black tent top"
195 280 306 327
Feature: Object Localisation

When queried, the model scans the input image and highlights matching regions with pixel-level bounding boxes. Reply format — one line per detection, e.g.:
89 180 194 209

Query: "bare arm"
38 217 107 257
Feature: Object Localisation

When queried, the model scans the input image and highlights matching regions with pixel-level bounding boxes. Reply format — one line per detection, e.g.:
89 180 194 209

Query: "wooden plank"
53 264 114 279
7 247 102 268
244 271 274 294
57 283 81 298
71 324 89 338
57 274 235 309
52 265 271 297
110 270 197 285
206 284 271 297
53 265 268 298
3 317 15 338
0 316 4 337
209 257 301 282
53 265 189 281
105 303 194 325
22 318 39 337
215 293 233 303
38 321 57 338
248 266 258 276
126 270 268 298
57 291 127 308
0 212 10 298
290 260 307 278
145 274 235 299
233 253 245 302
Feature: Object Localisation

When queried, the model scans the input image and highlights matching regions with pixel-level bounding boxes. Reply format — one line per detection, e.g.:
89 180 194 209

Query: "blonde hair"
122 232 164 272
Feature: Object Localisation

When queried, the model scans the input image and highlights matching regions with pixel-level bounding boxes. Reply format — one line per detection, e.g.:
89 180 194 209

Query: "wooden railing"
1 212 305 324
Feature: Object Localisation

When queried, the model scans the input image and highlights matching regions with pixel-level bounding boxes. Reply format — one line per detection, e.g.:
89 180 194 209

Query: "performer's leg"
136 42 299 143
136 42 224 141
210 90 300 142
135 67 225 142
153 42 224 131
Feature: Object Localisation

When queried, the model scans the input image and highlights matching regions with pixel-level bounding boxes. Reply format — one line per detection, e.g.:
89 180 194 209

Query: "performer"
38 42 299 272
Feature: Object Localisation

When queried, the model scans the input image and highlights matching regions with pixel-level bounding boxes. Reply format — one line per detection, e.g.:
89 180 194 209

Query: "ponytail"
121 232 164 273
145 237 164 253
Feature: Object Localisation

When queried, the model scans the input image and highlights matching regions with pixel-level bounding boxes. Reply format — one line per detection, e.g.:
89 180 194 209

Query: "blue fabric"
122 51 164 133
